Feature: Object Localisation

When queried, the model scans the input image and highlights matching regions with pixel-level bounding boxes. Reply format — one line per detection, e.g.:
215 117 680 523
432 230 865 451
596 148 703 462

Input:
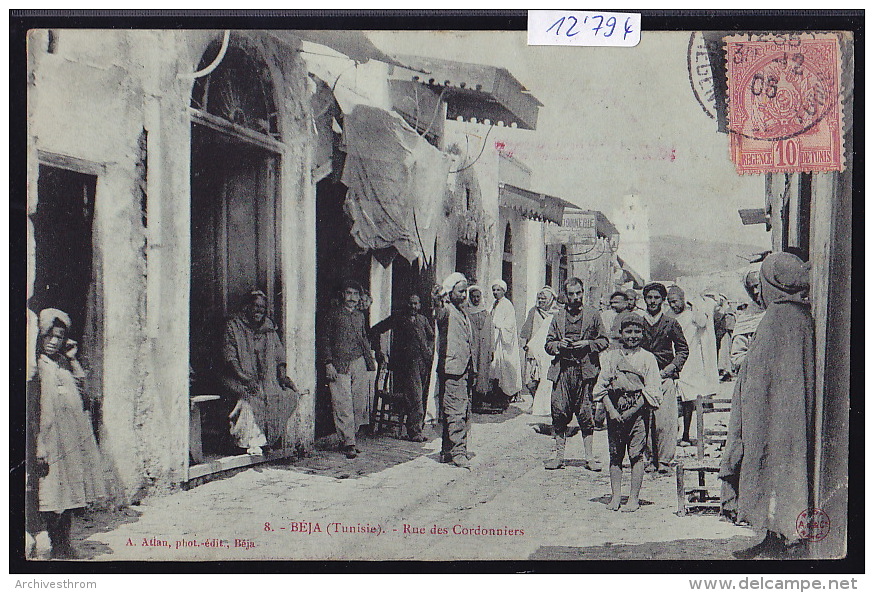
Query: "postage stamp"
726 33 844 174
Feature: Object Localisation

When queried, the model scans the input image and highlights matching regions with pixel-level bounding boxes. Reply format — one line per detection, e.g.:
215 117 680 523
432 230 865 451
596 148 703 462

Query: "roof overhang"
738 208 770 226
499 183 570 225
283 30 414 68
617 255 646 289
389 55 542 130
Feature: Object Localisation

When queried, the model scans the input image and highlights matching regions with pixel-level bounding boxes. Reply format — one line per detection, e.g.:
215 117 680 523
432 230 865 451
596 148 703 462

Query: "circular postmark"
687 32 719 120
796 508 830 542
728 35 838 142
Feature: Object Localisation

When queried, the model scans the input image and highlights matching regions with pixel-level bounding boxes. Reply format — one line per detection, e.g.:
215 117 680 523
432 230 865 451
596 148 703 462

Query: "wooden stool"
190 395 221 464
676 393 732 516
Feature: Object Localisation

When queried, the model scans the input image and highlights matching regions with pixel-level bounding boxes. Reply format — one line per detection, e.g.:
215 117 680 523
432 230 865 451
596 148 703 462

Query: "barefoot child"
593 314 662 512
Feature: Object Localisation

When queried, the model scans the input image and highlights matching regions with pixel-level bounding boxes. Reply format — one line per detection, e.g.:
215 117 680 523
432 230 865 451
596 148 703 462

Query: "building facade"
26 30 560 500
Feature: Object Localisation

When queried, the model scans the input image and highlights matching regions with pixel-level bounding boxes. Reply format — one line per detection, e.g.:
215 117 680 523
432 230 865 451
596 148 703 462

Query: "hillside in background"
650 235 769 281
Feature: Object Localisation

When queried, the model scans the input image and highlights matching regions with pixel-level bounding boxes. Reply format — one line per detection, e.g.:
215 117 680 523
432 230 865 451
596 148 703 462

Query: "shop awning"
617 255 646 288
592 211 619 238
499 183 573 225
283 30 413 68
738 208 770 226
389 55 542 130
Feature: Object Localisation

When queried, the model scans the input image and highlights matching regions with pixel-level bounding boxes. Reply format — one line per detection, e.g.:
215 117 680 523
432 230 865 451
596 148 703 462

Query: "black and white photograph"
11 11 860 570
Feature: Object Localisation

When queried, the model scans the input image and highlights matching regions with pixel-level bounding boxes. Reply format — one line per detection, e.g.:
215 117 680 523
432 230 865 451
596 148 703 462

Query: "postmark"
796 508 830 542
726 33 844 174
687 31 719 120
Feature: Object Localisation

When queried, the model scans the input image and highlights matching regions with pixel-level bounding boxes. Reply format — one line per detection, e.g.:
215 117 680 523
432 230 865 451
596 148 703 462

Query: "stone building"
26 30 559 499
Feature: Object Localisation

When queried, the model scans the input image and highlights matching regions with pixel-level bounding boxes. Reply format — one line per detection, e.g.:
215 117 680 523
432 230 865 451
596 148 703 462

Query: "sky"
368 30 772 249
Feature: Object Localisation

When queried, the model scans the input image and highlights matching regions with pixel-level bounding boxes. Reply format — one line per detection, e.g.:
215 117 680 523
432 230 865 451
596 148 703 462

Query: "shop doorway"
502 222 514 301
188 39 284 461
189 123 281 456
314 178 371 438
31 163 101 435
30 165 96 344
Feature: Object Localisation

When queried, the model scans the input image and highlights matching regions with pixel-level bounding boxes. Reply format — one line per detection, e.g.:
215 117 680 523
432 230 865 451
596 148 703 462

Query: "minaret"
612 194 651 281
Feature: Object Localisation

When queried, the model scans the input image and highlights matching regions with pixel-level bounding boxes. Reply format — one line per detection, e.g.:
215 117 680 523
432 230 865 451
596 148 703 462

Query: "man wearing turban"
488 279 523 412
432 273 475 468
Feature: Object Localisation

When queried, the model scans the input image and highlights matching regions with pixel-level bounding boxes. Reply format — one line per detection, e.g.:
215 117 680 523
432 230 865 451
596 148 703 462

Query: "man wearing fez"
640 282 689 473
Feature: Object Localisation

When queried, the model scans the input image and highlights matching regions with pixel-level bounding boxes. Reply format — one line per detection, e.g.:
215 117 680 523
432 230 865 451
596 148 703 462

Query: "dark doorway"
314 178 371 438
30 165 96 344
189 122 280 455
455 241 478 284
558 245 569 292
391 254 436 314
502 222 514 302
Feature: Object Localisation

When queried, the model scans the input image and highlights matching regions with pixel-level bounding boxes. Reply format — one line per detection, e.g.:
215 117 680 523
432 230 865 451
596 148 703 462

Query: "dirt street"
66 383 757 561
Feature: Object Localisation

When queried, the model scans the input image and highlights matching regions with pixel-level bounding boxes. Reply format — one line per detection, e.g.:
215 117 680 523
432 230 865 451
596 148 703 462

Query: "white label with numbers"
527 10 641 47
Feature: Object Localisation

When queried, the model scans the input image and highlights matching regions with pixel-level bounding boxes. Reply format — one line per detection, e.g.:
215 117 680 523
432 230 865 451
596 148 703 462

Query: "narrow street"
70 383 757 562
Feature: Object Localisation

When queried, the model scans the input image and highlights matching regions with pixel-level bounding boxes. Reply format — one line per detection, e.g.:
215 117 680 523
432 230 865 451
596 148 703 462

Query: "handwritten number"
546 17 565 35
591 15 604 36
544 13 636 42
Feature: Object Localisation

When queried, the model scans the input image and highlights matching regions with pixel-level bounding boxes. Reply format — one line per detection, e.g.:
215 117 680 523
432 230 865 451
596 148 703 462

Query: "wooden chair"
676 393 732 516
370 363 407 437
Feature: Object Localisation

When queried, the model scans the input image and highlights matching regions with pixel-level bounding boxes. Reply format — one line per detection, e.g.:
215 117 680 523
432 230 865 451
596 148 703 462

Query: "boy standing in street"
594 314 662 512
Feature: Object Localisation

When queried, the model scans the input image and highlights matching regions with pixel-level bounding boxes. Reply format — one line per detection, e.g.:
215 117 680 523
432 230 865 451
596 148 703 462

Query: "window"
191 44 279 138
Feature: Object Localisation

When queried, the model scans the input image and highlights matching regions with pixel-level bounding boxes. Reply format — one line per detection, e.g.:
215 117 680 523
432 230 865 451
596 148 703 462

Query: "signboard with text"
546 211 598 246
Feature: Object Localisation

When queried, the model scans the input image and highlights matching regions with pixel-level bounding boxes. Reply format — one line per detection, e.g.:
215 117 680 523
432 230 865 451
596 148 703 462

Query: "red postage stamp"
726 33 844 174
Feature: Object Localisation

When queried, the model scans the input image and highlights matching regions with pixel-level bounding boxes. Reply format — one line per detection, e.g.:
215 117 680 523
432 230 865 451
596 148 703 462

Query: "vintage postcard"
14 14 857 567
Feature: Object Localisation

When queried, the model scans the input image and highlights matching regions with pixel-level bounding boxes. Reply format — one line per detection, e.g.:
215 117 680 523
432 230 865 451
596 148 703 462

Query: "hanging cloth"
341 105 451 265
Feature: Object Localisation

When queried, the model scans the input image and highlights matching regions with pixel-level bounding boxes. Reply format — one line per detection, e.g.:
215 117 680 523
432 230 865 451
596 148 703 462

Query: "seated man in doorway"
370 293 435 442
318 280 377 459
221 290 300 457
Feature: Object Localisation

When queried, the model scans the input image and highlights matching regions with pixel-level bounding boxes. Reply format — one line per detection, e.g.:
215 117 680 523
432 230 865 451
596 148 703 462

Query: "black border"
9 9 864 575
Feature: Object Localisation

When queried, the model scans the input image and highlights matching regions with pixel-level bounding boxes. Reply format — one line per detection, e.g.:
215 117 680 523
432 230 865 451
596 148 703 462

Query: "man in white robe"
488 280 523 412
666 286 719 445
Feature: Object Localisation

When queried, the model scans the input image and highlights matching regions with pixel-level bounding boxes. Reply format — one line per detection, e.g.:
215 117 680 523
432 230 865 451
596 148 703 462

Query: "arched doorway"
188 40 283 460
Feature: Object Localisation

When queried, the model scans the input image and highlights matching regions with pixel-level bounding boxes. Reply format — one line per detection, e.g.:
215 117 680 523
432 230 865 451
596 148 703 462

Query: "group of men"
318 271 720 475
